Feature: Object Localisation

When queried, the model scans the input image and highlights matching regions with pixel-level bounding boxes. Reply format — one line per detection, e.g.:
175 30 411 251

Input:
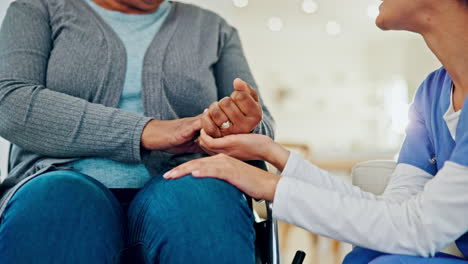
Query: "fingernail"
192 170 201 177
204 109 208 113
163 172 172 179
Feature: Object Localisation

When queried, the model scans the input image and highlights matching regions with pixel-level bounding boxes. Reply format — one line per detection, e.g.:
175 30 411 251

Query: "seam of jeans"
126 241 147 249
112 249 124 264
119 242 149 264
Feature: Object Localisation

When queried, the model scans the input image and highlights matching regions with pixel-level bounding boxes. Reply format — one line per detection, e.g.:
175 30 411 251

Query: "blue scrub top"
397 67 468 255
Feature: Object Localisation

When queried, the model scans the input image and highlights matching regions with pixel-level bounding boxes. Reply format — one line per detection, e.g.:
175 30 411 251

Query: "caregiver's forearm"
263 142 290 171
279 151 432 201
273 161 468 257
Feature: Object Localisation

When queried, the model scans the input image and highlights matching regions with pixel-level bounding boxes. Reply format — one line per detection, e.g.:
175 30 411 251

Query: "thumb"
194 110 207 120
233 78 248 92
191 117 202 131
181 118 202 139
233 78 259 102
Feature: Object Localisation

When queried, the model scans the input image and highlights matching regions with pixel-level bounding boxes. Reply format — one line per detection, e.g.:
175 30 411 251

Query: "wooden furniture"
277 142 342 264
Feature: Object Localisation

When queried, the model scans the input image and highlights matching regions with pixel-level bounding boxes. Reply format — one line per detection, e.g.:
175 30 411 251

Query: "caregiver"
166 0 468 263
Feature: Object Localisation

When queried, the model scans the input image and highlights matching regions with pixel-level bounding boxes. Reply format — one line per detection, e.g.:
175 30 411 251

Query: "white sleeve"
382 163 433 203
281 151 432 201
273 160 468 257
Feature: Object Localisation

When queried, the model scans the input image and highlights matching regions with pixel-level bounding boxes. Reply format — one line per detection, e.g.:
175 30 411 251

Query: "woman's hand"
163 154 281 201
197 129 291 171
197 129 272 160
141 115 203 154
203 78 263 138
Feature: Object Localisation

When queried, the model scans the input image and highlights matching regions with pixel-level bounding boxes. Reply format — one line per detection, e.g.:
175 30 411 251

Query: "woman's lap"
344 247 468 264
0 169 255 264
0 170 125 264
126 174 255 263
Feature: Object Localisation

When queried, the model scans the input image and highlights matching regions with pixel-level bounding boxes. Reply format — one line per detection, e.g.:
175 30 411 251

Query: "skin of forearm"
141 119 155 150
262 142 290 172
263 170 281 201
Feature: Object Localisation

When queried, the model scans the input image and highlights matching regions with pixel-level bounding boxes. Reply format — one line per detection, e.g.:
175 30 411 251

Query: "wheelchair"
248 160 305 264
0 139 305 264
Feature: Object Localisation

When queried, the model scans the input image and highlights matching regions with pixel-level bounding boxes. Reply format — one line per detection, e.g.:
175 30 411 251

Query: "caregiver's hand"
141 115 203 154
163 154 280 201
198 129 291 171
203 78 262 138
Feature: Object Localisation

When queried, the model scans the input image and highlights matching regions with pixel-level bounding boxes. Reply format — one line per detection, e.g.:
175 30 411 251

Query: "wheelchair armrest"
254 200 280 264
351 160 465 258
351 160 396 195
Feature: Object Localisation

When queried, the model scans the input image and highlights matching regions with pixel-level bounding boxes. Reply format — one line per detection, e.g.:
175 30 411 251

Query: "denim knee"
0 170 125 264
127 175 255 263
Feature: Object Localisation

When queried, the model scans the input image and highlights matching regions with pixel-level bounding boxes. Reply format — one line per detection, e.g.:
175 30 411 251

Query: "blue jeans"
343 247 468 264
0 170 255 264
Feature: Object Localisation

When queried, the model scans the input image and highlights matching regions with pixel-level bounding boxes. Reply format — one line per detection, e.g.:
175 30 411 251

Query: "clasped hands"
140 78 263 154
141 78 289 202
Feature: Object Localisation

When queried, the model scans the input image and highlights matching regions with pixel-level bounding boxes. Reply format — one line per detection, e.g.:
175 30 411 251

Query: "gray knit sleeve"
213 22 275 139
0 2 152 163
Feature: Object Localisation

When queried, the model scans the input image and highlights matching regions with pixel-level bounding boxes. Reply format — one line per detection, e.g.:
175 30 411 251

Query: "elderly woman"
167 0 468 263
0 0 274 263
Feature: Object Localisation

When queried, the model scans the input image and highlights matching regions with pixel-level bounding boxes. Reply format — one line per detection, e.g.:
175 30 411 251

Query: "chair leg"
309 233 320 264
279 221 292 252
331 239 341 264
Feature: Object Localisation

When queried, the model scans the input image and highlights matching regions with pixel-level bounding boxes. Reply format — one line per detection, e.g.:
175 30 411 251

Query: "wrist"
141 119 162 150
265 143 290 171
262 171 280 201
257 137 274 161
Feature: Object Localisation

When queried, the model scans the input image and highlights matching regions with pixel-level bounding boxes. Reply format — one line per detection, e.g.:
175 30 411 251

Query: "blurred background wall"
0 0 442 155
0 0 441 263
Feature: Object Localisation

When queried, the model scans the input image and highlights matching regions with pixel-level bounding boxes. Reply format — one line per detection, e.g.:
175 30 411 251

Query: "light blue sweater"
68 1 172 188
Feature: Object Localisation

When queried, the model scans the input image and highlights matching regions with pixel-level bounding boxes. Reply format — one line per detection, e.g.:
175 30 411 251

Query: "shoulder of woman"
9 0 67 18
411 67 449 114
8 0 47 13
174 2 233 28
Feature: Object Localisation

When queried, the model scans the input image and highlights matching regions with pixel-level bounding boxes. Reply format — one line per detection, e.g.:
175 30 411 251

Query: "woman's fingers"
208 102 229 128
218 97 245 131
164 153 280 201
181 117 202 139
233 78 259 102
199 129 231 149
231 91 262 119
198 138 217 154
163 155 230 180
203 78 261 136
196 130 221 155
202 110 222 138
199 140 218 156
163 159 203 179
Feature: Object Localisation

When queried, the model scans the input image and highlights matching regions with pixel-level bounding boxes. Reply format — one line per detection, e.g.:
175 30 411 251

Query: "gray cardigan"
0 0 274 216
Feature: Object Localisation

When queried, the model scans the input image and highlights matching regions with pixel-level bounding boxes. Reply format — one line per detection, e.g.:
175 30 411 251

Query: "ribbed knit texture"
66 0 172 188
0 0 275 210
